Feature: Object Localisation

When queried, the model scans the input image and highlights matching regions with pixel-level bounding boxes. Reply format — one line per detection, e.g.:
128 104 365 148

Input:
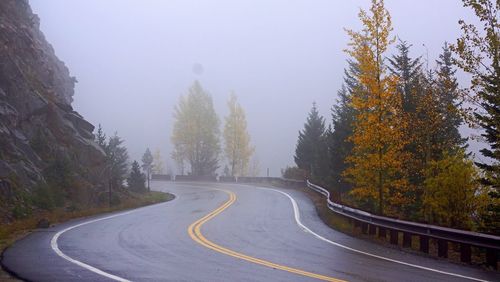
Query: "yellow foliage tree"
343 0 408 216
171 81 220 176
152 148 165 175
223 93 254 176
423 149 490 230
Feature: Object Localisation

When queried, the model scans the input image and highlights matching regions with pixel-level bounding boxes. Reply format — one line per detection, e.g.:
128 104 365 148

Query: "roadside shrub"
282 166 308 180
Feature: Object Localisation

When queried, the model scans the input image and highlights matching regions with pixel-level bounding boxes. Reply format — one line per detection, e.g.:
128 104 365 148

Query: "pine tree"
95 124 107 149
128 160 146 192
384 41 467 220
295 103 328 181
387 40 423 113
452 0 500 233
171 81 220 176
141 148 153 191
223 93 254 176
328 60 362 197
328 83 355 196
105 133 129 191
344 0 409 216
223 165 230 177
435 43 467 153
414 72 444 214
387 40 425 218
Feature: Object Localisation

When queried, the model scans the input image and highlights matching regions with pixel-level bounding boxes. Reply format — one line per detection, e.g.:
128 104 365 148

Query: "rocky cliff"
0 0 106 222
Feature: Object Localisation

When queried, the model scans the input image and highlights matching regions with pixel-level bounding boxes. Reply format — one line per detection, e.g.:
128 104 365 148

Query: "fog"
30 0 479 176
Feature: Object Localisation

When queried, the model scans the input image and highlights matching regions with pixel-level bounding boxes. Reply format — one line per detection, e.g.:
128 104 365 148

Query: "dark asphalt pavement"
2 181 499 281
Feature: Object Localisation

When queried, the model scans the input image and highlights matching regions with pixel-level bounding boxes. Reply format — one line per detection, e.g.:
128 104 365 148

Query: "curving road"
2 181 499 282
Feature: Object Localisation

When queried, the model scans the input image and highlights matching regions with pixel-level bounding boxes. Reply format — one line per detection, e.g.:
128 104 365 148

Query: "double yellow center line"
187 189 345 282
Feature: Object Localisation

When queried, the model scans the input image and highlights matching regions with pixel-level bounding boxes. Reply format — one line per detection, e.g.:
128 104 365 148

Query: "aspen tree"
344 0 408 216
223 93 254 177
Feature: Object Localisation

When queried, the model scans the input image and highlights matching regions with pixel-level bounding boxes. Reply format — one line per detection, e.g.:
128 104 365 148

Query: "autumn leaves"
343 0 406 216
295 0 498 232
171 81 255 178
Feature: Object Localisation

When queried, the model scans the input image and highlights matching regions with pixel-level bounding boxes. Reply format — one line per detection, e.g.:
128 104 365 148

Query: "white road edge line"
50 210 138 282
260 187 489 282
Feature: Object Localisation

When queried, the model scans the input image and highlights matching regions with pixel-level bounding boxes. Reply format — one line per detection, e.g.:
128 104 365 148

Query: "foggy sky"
30 0 480 176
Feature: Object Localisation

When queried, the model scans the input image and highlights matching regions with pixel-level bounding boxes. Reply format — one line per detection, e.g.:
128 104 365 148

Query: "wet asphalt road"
2 181 499 282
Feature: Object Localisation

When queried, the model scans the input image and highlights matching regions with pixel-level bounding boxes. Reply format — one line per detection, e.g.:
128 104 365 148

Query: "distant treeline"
287 0 499 234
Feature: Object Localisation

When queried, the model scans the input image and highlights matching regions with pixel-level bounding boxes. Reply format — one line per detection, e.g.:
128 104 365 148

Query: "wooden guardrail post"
361 222 368 234
390 230 398 245
419 235 429 253
402 232 412 248
378 227 386 239
437 239 448 258
354 220 361 228
460 243 471 263
486 248 498 270
368 224 376 235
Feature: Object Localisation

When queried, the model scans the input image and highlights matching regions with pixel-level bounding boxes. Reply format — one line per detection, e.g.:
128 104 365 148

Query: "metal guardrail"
305 180 499 268
151 174 172 181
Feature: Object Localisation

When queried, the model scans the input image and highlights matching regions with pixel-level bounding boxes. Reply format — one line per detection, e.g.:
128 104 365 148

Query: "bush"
32 156 75 211
423 149 488 230
282 166 308 180
127 161 146 192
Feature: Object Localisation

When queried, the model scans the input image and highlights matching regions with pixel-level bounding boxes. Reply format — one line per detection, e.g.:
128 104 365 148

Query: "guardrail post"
354 220 361 228
361 222 368 234
390 230 398 245
368 224 376 235
402 232 412 248
419 235 429 253
378 227 386 239
437 239 448 258
460 243 471 263
486 248 498 270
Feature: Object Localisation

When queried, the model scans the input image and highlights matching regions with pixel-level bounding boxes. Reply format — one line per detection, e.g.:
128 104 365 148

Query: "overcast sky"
30 0 479 176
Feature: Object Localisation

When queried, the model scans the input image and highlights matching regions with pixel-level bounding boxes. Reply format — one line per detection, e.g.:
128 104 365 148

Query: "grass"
302 188 356 234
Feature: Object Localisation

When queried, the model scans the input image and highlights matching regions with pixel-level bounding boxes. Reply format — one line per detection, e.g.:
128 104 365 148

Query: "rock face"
0 0 106 222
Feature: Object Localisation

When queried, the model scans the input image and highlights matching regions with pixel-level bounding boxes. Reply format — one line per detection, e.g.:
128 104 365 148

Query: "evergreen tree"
128 160 146 192
343 59 362 95
387 40 423 113
141 148 153 191
452 0 500 233
105 133 129 191
384 40 467 220
294 103 328 181
435 43 467 152
327 60 362 197
171 81 220 176
328 83 355 196
223 165 230 177
387 40 425 218
95 124 107 149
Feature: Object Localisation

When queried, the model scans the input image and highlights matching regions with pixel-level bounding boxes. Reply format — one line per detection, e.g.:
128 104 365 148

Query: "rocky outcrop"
0 0 106 222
